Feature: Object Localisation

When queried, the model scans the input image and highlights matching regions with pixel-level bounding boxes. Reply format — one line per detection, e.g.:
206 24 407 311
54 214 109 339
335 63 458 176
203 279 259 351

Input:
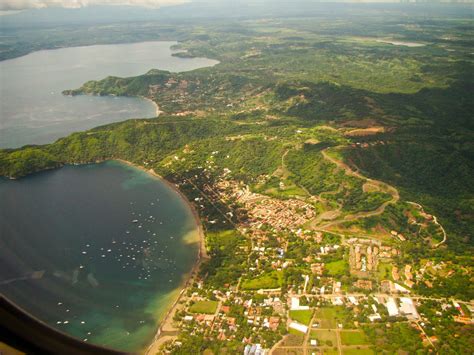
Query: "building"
289 322 308 334
311 263 324 275
291 297 309 310
399 297 419 320
386 297 399 317
354 279 373 290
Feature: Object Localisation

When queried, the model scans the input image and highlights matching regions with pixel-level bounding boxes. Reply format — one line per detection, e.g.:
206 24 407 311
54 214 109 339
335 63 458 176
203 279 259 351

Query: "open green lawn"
315 307 347 329
377 262 392 281
241 270 283 290
340 331 369 345
289 309 314 325
189 300 218 314
325 260 348 276
310 329 337 347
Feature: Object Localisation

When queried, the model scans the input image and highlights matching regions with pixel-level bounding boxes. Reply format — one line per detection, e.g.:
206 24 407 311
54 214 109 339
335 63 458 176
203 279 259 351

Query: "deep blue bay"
0 161 200 351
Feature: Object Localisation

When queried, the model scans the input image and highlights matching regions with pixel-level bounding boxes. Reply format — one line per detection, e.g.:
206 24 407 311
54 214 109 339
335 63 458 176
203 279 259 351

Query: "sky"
1 0 471 12
0 0 188 11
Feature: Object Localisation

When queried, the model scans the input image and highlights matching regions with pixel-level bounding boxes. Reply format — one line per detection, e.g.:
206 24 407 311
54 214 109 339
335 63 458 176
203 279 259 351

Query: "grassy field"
280 333 305 347
289 309 314 326
241 270 283 290
325 260 348 276
189 300 218 314
340 331 369 346
315 307 348 329
310 329 337 347
377 262 393 281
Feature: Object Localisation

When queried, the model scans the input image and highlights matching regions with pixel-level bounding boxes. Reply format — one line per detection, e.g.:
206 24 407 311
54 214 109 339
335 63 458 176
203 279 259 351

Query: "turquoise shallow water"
0 161 199 352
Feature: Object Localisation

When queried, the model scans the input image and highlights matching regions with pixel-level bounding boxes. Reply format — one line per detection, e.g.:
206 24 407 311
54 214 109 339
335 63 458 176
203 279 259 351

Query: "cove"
0 161 200 352
0 41 218 149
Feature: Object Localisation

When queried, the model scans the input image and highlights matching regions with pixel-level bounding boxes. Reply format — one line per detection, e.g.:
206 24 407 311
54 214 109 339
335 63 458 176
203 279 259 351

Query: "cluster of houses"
215 179 316 232
177 288 284 352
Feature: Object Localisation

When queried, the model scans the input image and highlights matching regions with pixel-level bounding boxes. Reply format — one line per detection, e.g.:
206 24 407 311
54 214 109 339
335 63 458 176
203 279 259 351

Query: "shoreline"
141 97 163 117
3 159 207 353
114 159 208 354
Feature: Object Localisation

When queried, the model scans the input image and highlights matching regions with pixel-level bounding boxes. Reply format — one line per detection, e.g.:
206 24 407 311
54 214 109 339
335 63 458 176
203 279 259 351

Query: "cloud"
0 0 188 11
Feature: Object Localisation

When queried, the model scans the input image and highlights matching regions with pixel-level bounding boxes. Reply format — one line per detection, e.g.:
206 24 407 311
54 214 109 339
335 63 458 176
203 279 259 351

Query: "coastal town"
148 156 474 355
1 3 473 354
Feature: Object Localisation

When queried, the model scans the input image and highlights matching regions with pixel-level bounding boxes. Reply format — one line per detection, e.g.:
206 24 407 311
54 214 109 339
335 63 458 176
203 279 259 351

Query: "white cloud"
0 0 188 11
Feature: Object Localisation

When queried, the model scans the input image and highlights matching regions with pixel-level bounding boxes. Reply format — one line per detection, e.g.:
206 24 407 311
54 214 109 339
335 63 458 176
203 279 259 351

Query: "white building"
289 322 308 334
393 283 410 293
399 297 419 320
348 296 359 305
386 297 399 317
291 297 309 310
368 313 382 322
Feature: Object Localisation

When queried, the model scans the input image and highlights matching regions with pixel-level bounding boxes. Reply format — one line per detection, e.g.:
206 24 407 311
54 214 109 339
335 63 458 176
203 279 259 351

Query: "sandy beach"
114 159 208 354
141 97 163 117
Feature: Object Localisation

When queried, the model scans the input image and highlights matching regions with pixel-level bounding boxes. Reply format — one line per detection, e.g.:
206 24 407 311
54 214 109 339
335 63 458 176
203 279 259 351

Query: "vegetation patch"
241 270 283 290
325 260 348 276
316 307 352 329
310 329 337 347
342 349 374 355
289 309 314 326
280 333 305 347
189 300 218 314
340 331 368 345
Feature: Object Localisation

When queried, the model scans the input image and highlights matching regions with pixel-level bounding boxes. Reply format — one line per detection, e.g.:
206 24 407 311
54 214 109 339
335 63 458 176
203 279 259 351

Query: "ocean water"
0 161 199 351
0 41 218 148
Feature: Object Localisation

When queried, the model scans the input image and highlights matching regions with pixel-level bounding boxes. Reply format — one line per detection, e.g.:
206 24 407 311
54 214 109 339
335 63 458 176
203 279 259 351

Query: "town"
152 156 474 355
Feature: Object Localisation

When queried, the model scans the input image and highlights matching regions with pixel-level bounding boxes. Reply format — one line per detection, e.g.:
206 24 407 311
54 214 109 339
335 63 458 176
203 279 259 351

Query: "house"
227 317 237 327
204 314 215 325
311 263 324 275
268 317 280 331
354 279 373 290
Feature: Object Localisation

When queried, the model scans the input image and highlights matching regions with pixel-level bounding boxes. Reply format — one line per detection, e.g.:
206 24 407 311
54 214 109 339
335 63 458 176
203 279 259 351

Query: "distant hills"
1 1 472 28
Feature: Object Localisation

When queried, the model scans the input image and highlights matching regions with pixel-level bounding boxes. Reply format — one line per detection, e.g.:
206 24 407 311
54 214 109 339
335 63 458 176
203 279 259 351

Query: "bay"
0 161 200 351
0 41 218 148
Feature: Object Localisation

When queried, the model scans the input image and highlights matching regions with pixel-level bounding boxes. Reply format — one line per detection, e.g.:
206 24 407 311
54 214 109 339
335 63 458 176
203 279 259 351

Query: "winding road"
314 148 399 229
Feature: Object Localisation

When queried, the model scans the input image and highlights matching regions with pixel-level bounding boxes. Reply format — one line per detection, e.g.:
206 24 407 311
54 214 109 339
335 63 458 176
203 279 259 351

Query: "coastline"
141 97 163 117
114 159 208 354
